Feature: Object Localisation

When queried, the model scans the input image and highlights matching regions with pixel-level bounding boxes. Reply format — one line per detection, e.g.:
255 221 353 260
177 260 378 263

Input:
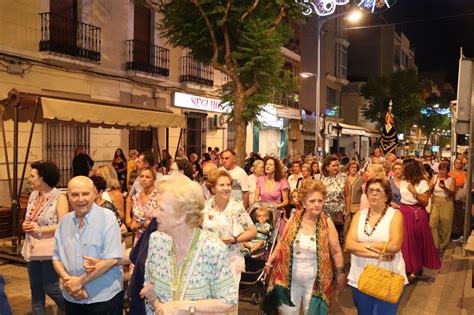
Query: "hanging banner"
379 100 398 154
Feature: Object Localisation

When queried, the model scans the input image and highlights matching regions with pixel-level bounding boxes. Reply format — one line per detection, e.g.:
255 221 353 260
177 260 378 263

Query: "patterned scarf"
263 210 333 314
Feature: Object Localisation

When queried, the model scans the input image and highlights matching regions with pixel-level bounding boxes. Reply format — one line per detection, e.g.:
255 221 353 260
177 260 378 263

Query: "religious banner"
379 100 398 154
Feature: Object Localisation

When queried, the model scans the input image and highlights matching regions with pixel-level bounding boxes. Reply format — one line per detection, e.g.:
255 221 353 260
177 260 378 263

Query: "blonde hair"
298 179 327 204
367 164 385 178
96 164 120 190
256 208 270 217
205 169 233 191
156 176 204 228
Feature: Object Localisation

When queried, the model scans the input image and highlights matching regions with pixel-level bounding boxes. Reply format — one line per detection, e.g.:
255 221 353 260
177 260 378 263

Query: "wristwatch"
189 301 196 314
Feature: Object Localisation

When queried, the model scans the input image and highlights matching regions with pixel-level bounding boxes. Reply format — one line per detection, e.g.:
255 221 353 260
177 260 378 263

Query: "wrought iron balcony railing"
39 12 101 61
180 56 214 87
126 40 170 76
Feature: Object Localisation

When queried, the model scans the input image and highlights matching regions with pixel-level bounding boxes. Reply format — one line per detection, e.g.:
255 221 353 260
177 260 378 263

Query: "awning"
0 89 185 128
325 119 380 137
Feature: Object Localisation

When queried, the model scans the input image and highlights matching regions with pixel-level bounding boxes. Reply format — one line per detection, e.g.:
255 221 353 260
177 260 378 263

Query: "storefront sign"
258 104 284 129
172 92 229 113
277 106 300 120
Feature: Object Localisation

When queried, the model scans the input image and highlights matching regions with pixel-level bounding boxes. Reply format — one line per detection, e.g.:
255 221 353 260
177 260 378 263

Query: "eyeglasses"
367 188 385 195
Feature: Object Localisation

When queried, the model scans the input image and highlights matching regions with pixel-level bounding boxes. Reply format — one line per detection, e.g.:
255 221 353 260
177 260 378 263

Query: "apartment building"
341 18 417 158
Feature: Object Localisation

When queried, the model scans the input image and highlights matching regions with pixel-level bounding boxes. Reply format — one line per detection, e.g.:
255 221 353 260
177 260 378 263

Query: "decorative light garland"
355 0 397 13
296 0 396 16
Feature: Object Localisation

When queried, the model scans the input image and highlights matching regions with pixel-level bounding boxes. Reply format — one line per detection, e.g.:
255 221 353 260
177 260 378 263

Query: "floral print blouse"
132 188 159 245
315 172 347 215
202 197 255 256
144 229 237 314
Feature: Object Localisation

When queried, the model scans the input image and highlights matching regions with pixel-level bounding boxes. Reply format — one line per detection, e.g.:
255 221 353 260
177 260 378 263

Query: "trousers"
27 260 65 315
352 286 405 315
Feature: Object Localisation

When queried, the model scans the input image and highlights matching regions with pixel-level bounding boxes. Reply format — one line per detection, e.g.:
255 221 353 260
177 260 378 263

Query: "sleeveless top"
347 207 408 288
21 188 62 261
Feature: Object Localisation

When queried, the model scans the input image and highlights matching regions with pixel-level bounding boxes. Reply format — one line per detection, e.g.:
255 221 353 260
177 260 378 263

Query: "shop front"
172 91 229 157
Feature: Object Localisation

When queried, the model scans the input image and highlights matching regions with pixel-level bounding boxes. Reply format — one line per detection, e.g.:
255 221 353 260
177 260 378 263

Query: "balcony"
284 38 300 55
278 92 299 109
39 12 101 62
180 56 214 87
125 40 169 77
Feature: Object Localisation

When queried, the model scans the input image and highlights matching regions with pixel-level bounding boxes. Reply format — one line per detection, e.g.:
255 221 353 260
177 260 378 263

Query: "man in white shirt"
287 160 302 192
219 149 249 209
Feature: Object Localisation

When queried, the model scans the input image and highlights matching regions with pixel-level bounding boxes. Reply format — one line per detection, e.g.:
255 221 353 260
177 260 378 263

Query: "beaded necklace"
170 229 201 300
364 207 387 237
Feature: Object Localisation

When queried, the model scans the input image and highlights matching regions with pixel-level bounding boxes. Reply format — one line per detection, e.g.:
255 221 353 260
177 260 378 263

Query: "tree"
150 0 304 165
360 68 426 134
418 92 453 154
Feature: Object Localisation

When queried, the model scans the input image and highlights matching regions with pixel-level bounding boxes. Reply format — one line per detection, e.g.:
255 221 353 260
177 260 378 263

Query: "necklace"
364 207 387 237
170 229 200 300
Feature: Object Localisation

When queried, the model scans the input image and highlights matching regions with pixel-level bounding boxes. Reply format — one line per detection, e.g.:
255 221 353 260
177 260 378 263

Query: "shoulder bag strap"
179 234 211 301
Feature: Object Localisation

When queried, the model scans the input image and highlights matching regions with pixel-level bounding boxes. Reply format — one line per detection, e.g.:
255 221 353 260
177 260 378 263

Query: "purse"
25 236 55 261
357 243 404 304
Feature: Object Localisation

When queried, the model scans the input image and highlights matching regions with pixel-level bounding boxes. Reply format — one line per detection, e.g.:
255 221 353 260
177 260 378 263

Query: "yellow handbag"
357 243 405 304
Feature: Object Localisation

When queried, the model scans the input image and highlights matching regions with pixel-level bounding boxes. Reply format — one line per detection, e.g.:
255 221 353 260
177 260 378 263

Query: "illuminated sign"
172 92 229 113
258 104 284 129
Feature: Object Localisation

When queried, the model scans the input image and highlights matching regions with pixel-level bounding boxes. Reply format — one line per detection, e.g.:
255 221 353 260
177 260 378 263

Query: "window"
336 43 347 79
185 113 206 157
129 129 153 154
46 123 90 187
325 87 341 117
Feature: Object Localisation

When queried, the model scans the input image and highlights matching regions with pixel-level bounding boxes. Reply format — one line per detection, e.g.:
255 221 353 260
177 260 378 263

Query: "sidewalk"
0 242 472 314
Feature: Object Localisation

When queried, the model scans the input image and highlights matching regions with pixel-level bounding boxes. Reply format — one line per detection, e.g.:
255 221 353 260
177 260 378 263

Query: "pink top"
256 176 289 204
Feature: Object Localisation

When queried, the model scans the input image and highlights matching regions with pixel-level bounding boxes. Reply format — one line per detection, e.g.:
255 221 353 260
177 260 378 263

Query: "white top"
347 207 409 288
219 166 249 202
432 175 454 197
288 174 302 192
248 174 257 205
400 180 429 205
292 231 318 287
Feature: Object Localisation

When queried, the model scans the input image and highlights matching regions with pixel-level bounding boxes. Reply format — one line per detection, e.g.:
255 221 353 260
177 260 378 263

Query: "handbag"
25 236 55 261
357 243 404 304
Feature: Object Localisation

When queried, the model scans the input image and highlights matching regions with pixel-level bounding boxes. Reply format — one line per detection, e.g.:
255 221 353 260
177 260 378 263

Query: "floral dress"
315 172 347 222
202 197 255 282
132 188 159 246
144 229 237 314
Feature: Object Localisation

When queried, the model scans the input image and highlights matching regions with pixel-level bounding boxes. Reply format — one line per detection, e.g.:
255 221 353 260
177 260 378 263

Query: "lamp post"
300 9 362 162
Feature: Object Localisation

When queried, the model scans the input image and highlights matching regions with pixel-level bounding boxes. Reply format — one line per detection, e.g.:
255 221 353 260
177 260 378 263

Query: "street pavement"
0 242 472 314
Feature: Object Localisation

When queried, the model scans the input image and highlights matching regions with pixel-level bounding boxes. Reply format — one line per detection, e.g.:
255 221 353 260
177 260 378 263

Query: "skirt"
399 203 441 273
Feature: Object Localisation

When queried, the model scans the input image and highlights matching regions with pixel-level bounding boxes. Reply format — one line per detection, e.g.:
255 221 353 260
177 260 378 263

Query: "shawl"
263 210 333 314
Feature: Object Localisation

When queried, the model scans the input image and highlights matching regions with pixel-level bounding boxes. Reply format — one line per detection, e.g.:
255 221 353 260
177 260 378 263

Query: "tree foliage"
360 68 426 133
150 0 304 165
418 91 453 149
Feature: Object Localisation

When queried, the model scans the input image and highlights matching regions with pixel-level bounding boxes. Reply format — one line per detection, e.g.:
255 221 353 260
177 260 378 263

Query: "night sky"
377 0 474 87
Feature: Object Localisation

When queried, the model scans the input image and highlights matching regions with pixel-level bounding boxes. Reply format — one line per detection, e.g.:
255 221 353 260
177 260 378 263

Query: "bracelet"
265 263 273 268
335 267 346 276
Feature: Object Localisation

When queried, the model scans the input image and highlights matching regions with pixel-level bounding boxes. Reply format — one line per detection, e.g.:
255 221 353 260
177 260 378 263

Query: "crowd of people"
18 144 470 315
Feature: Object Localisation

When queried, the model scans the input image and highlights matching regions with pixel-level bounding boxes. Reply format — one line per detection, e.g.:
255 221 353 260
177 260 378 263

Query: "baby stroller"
239 202 285 306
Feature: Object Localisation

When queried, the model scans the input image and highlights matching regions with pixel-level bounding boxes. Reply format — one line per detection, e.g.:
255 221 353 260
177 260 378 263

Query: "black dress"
72 153 94 177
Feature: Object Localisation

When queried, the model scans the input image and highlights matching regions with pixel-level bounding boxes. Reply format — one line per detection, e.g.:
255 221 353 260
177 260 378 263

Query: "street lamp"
299 8 363 162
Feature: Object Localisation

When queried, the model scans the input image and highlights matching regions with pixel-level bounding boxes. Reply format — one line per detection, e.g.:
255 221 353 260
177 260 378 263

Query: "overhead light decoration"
297 0 350 16
355 0 397 13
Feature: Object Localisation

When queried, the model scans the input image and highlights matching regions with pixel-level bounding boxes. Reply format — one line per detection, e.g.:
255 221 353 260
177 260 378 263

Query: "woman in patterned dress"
314 155 350 241
129 167 159 246
140 176 237 314
202 169 257 313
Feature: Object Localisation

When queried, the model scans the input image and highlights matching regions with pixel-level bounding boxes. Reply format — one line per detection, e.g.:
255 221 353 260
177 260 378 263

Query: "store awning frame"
0 89 185 129
0 88 185 256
